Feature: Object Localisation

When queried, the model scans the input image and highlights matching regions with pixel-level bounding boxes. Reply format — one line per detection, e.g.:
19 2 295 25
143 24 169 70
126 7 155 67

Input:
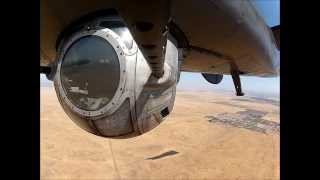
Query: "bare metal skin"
41 0 279 76
40 0 279 138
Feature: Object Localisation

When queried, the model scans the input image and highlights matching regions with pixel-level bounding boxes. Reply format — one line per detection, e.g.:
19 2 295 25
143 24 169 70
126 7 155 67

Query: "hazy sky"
41 0 280 99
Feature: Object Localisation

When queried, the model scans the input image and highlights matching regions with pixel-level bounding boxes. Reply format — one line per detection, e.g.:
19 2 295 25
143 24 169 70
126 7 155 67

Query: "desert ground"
41 87 279 180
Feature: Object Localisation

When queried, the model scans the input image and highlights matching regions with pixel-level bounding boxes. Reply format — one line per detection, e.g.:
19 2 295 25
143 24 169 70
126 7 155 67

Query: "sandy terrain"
41 87 279 180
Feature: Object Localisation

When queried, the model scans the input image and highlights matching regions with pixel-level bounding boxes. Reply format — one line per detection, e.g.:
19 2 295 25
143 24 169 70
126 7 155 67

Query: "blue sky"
251 0 280 27
41 0 280 98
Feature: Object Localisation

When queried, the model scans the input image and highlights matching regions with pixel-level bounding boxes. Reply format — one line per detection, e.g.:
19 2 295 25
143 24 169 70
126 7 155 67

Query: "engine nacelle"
202 73 223 84
53 17 179 138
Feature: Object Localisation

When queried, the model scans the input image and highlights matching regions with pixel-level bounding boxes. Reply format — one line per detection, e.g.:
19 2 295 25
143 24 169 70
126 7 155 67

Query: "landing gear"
231 69 244 96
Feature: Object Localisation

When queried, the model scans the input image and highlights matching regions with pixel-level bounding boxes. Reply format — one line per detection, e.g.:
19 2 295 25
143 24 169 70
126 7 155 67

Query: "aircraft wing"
40 0 280 138
40 0 279 77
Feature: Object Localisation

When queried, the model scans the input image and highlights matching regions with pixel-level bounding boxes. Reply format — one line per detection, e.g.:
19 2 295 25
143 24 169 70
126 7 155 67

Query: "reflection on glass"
61 36 120 111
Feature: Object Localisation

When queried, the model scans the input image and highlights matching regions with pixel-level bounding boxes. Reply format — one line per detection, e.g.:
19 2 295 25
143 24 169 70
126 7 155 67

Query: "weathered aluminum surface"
54 24 179 138
40 0 279 77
